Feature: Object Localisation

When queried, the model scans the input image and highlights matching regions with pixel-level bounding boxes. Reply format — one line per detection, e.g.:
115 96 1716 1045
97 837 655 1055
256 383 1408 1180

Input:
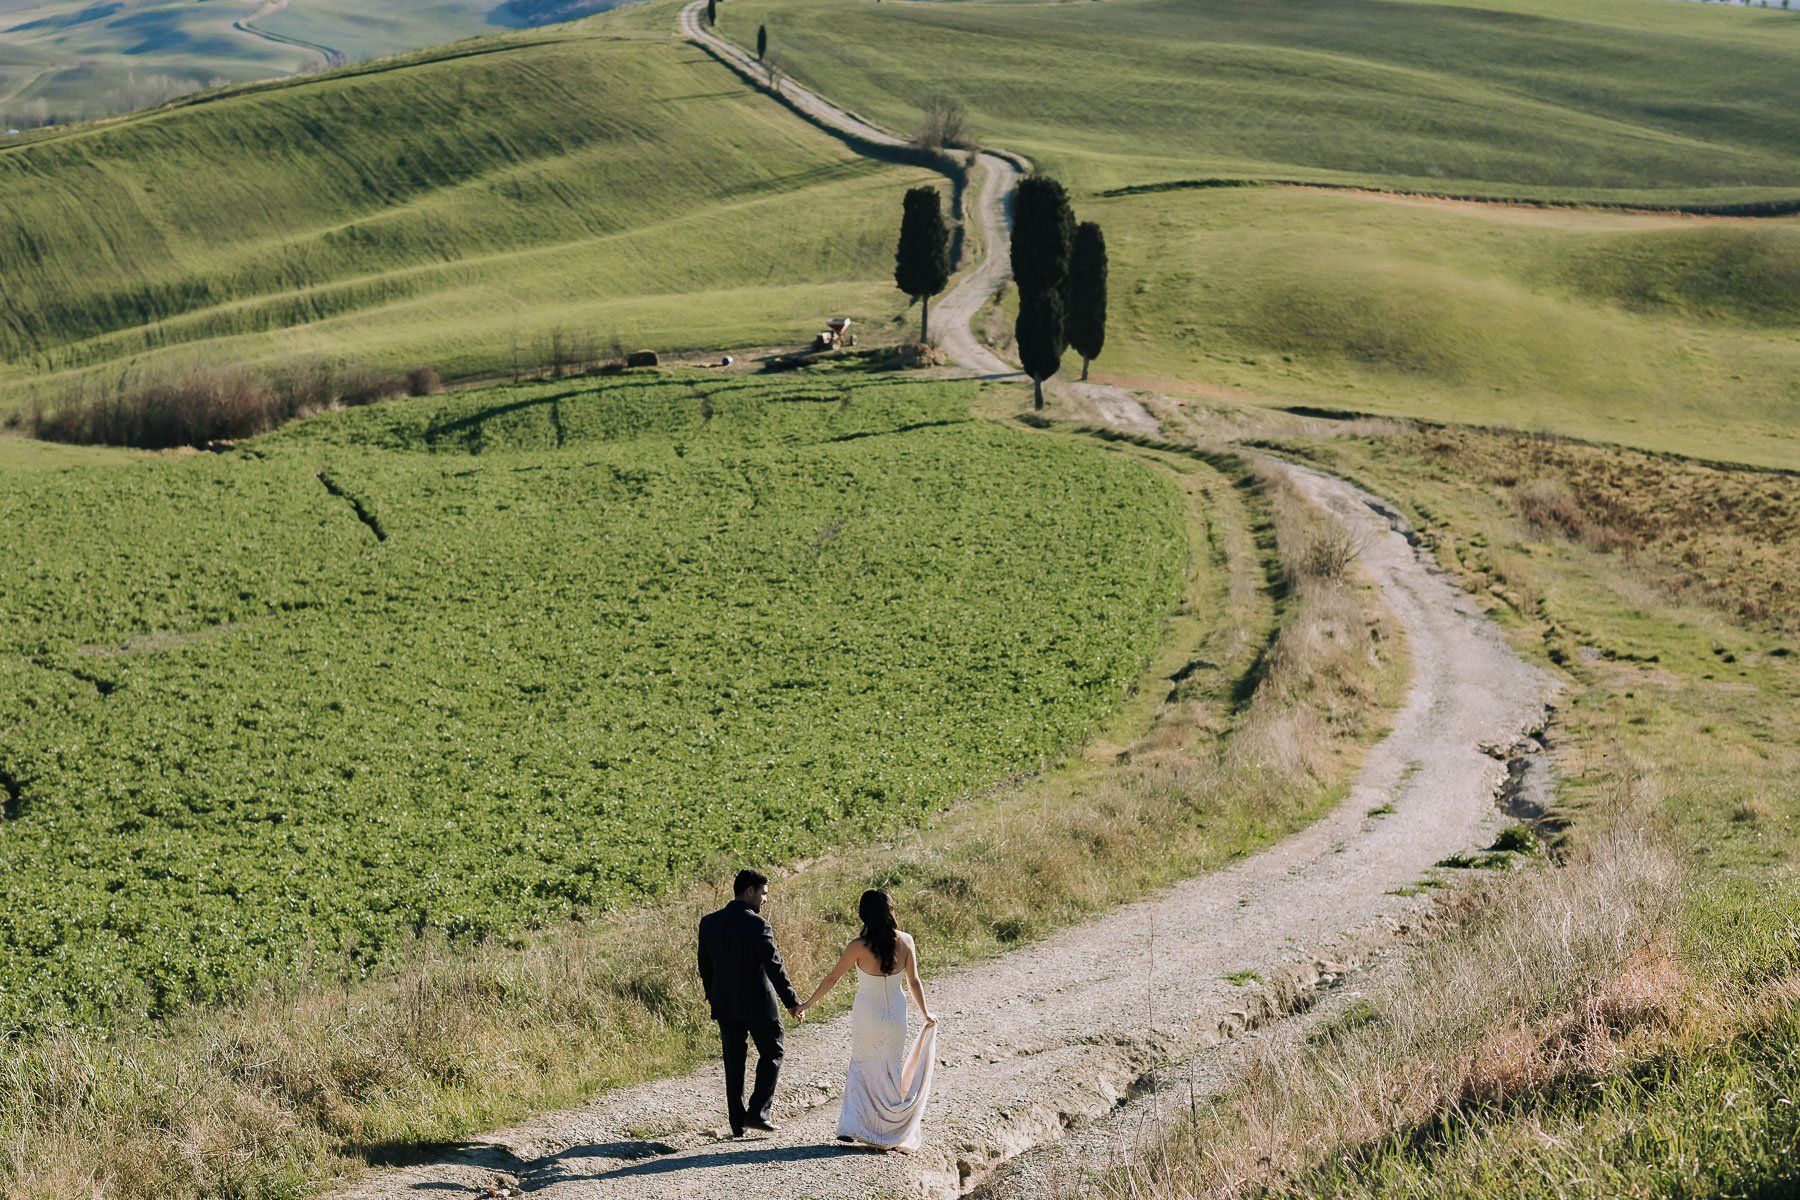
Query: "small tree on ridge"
757 23 767 60
895 186 952 344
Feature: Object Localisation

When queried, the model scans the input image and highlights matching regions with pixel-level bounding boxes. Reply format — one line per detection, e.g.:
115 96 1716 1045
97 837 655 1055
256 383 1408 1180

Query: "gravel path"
332 14 1558 1198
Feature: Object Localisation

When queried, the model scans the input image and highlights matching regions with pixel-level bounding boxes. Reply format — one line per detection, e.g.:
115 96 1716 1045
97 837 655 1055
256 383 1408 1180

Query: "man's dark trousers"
717 1016 783 1130
697 897 801 1134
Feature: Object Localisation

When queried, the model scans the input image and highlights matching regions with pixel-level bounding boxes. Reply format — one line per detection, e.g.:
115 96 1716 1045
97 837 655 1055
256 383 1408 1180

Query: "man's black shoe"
743 1118 780 1133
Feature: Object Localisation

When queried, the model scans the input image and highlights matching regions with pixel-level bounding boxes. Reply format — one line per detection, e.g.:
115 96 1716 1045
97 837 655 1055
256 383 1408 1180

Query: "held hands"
788 1002 806 1022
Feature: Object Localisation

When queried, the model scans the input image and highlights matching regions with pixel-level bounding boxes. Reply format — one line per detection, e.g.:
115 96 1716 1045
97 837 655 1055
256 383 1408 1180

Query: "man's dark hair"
734 868 769 895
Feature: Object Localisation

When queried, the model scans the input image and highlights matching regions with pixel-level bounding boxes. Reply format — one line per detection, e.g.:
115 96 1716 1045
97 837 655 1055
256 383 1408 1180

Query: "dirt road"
338 449 1555 1200
333 12 1558 1197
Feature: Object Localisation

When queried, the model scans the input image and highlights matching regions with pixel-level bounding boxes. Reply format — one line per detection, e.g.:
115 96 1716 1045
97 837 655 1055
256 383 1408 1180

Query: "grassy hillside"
0 22 940 408
1094 187 1800 468
727 0 1800 200
0 373 1186 1032
725 0 1799 465
0 0 617 122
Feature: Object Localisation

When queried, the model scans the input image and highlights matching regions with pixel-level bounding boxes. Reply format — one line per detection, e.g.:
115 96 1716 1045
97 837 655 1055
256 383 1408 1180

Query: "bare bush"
915 92 970 151
405 365 443 397
27 356 442 448
1290 526 1363 584
337 364 408 407
32 363 277 449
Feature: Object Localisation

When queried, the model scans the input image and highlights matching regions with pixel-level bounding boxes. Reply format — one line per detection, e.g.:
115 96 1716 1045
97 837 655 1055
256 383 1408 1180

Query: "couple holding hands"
697 870 939 1152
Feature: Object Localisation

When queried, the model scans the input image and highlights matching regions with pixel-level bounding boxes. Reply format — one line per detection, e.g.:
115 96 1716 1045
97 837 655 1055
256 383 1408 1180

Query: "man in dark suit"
697 868 804 1136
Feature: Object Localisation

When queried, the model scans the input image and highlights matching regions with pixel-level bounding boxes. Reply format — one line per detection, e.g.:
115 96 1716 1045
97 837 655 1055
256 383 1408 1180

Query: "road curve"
332 13 1560 1200
679 0 1022 378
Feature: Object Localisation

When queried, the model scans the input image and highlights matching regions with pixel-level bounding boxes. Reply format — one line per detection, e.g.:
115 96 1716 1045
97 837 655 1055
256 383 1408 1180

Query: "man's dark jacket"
697 899 801 1024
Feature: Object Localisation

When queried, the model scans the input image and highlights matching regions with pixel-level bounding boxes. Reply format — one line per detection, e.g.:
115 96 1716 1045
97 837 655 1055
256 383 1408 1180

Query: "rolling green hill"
0 0 620 123
0 17 940 408
1095 187 1800 468
0 372 1186 1031
730 0 1800 466
727 0 1800 202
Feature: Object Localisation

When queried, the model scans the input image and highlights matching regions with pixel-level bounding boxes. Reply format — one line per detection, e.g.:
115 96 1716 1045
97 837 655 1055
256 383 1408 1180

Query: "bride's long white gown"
836 967 937 1151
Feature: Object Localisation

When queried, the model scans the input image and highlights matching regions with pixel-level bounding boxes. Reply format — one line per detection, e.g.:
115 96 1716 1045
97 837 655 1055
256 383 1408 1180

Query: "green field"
0 0 612 123
0 373 1186 1031
726 0 1800 201
1094 187 1800 468
0 20 940 408
728 0 1800 467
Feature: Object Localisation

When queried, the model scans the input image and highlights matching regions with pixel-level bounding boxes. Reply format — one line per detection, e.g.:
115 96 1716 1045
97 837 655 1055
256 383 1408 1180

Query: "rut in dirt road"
331 11 1558 1198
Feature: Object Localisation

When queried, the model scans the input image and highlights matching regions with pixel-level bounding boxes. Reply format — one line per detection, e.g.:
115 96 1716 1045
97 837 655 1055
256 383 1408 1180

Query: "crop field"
0 373 1187 1032
0 0 610 122
0 24 940 411
1092 187 1800 469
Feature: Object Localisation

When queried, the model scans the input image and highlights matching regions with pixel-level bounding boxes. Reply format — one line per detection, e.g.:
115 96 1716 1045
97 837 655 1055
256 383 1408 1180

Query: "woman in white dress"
797 889 939 1151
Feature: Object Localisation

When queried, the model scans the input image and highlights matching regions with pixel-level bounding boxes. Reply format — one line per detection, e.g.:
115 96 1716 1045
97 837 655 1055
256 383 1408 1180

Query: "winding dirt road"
335 12 1559 1198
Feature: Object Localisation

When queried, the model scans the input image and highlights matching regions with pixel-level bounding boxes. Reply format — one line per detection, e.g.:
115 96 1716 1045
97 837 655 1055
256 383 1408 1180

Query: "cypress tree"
756 24 767 60
707 0 716 25
1015 287 1067 411
1067 221 1108 381
895 186 952 344
1009 176 1074 296
1010 175 1075 408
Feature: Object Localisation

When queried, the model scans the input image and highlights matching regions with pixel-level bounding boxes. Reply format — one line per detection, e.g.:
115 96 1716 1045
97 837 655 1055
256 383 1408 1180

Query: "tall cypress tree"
756 24 767 60
1009 176 1074 296
707 0 716 25
1067 221 1108 381
1015 288 1067 410
1010 175 1075 409
895 186 952 345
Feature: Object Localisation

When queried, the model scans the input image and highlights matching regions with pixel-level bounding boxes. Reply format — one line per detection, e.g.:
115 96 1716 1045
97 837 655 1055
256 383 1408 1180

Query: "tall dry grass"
0 450 1404 1198
1095 763 1691 1199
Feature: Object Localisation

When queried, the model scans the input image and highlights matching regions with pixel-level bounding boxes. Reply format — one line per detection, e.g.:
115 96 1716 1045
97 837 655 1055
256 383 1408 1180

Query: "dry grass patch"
1395 428 1799 631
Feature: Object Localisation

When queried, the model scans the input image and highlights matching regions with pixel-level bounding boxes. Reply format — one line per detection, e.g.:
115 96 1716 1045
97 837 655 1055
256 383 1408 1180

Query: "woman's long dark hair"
858 889 899 975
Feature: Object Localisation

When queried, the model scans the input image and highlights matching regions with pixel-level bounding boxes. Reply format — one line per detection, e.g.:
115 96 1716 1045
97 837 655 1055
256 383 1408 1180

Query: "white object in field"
721 355 734 366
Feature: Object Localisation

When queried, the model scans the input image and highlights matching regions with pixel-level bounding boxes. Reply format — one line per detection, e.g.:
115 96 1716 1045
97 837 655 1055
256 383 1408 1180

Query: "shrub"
338 364 409 407
1291 526 1361 584
27 358 440 448
406 366 443 397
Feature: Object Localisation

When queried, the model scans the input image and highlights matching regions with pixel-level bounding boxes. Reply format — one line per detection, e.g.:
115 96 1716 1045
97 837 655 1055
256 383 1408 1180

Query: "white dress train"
836 966 937 1151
